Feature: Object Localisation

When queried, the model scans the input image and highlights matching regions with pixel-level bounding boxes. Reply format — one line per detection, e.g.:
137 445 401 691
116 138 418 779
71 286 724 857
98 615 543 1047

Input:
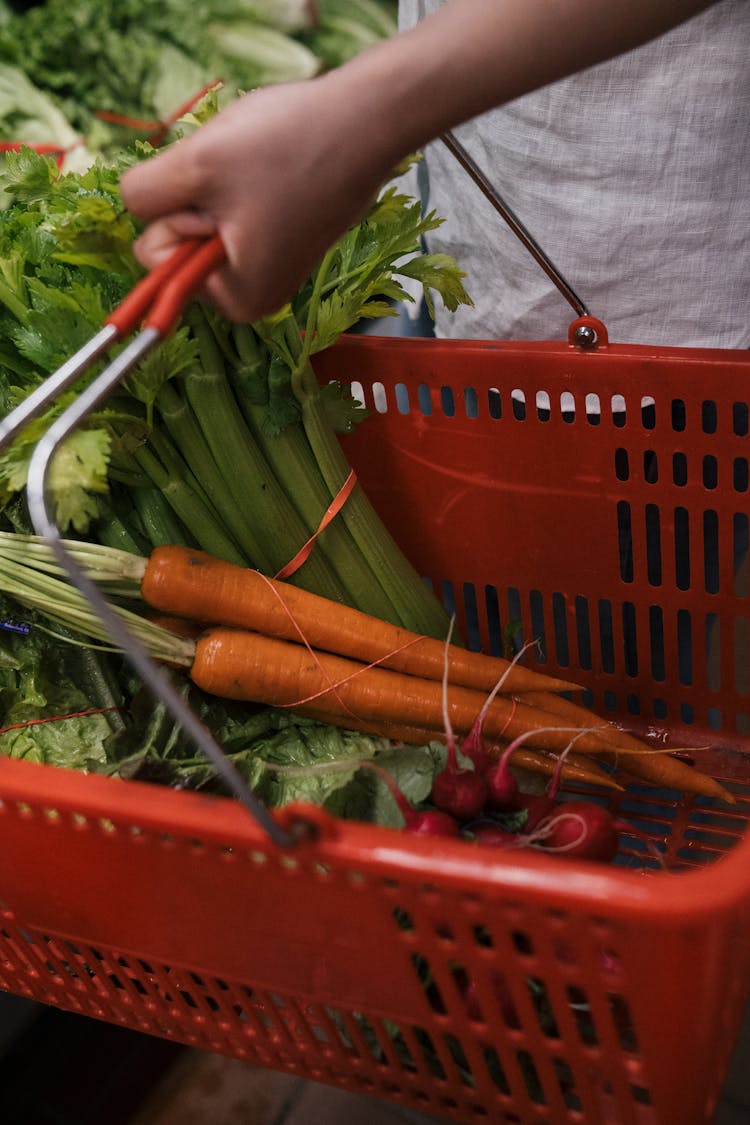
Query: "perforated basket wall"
2 323 750 1125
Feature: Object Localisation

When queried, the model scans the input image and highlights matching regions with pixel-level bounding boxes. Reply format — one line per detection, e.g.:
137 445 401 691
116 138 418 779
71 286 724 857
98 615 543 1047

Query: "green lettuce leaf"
325 743 447 828
0 607 118 769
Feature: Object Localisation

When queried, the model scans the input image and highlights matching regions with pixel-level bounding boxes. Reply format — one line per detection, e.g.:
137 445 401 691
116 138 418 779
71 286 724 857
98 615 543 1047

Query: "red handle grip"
106 235 227 337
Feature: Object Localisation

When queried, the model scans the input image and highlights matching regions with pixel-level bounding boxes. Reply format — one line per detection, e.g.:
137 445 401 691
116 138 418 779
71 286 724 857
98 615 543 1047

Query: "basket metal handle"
18 239 303 849
441 131 593 328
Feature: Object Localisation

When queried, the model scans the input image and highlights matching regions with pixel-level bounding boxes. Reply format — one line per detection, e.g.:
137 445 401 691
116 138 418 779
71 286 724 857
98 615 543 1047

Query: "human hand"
120 75 398 323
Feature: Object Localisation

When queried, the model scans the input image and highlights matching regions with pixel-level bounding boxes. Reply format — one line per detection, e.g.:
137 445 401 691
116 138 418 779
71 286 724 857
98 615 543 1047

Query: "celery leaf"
47 429 112 533
399 252 474 317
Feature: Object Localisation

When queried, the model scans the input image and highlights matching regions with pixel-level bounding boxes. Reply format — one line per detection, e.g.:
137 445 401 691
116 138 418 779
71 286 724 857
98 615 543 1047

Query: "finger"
201 261 305 325
201 275 264 324
132 213 244 319
121 145 205 220
133 211 218 269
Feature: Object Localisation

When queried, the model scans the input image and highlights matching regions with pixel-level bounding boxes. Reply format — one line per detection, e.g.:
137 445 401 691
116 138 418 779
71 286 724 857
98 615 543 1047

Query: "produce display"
0 2 732 866
0 0 398 169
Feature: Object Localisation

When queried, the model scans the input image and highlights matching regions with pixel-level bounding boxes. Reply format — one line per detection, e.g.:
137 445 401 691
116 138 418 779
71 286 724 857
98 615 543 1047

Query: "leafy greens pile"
0 0 398 167
0 605 446 825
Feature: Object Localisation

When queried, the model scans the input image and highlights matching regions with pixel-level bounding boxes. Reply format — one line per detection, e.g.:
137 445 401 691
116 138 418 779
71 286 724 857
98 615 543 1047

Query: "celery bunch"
0 144 471 637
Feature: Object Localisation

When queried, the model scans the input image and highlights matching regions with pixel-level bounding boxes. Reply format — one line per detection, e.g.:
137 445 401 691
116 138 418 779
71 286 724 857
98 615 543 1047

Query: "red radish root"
431 617 488 821
460 640 540 775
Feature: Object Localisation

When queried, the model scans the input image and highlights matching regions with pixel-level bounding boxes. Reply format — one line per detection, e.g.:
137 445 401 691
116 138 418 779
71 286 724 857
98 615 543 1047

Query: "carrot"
518 690 734 803
302 708 621 790
187 627 587 748
186 627 730 801
1 539 729 804
139 545 581 695
143 611 204 639
493 747 623 792
520 689 632 737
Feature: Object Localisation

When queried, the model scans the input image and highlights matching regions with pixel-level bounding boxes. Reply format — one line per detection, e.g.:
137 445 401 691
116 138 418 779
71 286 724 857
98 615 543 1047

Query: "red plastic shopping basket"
1 315 749 1125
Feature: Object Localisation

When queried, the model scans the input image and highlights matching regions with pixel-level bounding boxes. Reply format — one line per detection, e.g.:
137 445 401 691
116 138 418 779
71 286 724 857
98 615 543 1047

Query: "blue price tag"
0 619 31 635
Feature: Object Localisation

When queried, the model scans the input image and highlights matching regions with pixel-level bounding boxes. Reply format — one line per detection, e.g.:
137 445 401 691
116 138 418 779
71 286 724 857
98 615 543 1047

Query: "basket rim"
334 329 750 368
2 755 748 927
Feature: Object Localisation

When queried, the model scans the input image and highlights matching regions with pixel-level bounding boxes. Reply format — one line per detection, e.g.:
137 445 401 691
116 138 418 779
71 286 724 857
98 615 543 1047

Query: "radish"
501 727 590 829
431 750 487 821
532 801 620 862
459 721 493 775
516 792 559 832
509 732 623 863
484 755 521 812
407 808 463 837
484 725 585 814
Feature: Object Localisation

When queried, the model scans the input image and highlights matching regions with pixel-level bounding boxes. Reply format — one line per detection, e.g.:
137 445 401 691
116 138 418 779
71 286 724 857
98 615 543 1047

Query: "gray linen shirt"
398 0 749 347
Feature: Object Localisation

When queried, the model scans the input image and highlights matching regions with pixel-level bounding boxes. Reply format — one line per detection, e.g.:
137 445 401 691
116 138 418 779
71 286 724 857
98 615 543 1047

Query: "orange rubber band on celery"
95 80 223 146
274 469 358 580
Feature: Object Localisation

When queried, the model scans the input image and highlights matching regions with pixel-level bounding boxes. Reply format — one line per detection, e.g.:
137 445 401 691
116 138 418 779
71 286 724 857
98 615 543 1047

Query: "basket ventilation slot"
391 900 652 1121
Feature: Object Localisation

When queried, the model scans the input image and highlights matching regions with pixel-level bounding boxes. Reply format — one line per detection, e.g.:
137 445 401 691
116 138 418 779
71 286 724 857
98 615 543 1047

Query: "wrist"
312 33 450 180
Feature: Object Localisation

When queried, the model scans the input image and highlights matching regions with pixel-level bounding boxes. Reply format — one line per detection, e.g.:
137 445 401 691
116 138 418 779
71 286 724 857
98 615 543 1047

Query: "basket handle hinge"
568 315 610 351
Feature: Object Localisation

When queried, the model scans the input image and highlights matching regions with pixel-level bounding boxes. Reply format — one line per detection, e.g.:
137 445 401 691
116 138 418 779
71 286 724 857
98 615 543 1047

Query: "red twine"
0 80 221 172
255 566 423 723
94 80 223 146
0 706 121 737
0 139 82 170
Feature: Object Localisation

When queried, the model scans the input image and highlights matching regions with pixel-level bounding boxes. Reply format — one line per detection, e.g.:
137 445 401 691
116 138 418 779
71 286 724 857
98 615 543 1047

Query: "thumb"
132 211 218 270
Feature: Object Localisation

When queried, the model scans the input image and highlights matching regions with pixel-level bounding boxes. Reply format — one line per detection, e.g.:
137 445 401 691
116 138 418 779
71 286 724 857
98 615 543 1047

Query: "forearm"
319 0 718 167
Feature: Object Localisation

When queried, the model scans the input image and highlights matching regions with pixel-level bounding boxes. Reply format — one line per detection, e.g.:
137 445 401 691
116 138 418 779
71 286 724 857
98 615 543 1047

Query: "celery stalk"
300 384 452 638
131 486 191 549
133 444 246 565
227 335 399 620
183 313 349 600
155 380 272 565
